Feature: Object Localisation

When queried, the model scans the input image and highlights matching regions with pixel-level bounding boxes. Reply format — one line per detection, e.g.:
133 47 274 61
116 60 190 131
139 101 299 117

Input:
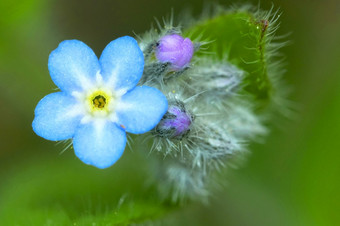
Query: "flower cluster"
33 6 285 203
136 21 269 202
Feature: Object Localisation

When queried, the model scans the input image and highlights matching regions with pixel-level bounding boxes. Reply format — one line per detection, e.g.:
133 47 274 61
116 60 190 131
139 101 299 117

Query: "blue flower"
32 36 168 169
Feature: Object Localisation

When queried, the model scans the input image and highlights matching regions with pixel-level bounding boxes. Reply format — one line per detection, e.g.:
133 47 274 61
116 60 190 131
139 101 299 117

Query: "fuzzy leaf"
185 10 274 105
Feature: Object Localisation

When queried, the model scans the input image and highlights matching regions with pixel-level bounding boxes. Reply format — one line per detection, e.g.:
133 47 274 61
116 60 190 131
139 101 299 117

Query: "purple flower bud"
155 34 194 71
154 101 194 139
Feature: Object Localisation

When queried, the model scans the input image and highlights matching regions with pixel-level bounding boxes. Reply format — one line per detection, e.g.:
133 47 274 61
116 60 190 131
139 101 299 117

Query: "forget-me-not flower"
32 36 168 169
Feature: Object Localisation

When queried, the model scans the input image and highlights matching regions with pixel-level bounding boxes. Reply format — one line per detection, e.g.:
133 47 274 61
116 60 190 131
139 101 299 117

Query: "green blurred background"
0 0 339 225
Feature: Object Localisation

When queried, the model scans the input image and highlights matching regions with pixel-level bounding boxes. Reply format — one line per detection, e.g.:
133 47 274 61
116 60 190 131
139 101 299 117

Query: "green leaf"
185 10 274 105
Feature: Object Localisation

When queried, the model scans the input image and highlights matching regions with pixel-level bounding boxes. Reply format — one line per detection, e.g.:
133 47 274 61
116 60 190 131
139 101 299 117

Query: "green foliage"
0 151 173 225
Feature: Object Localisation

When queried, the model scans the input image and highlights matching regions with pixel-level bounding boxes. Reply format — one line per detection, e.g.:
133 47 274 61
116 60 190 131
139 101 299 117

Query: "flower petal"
116 86 168 134
99 36 144 91
48 40 100 93
32 92 84 141
73 120 126 169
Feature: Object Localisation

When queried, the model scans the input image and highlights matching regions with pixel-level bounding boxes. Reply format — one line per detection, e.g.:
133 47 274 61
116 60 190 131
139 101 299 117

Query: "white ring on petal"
99 36 144 92
48 40 100 93
73 119 127 169
115 86 168 134
32 92 84 141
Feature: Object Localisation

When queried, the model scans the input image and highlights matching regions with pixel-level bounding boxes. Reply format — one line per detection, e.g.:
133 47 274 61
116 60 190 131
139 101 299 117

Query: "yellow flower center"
87 90 113 113
92 95 106 109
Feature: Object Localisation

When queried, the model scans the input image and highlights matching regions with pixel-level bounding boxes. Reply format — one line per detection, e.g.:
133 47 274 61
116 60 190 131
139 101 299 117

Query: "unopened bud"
154 101 194 139
155 34 194 71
